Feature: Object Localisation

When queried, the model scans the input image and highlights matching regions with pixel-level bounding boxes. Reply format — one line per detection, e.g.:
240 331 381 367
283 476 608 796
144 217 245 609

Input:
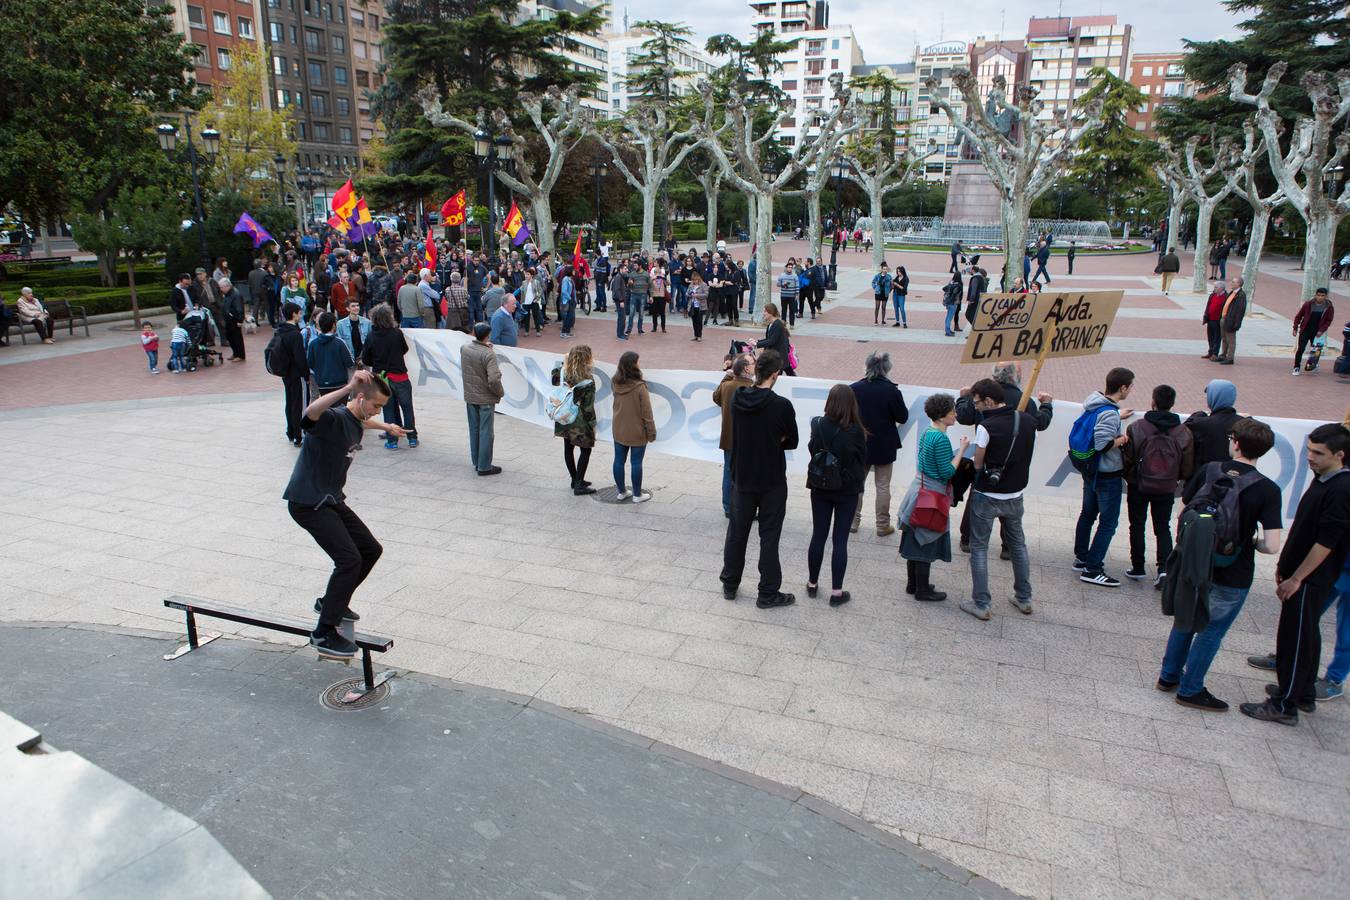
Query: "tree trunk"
747 192 757 244
754 194 774 314
126 253 142 329
1192 200 1216 294
705 177 719 254
869 181 886 274
97 250 117 288
38 219 51 257
1241 206 1271 306
1301 211 1340 302
640 187 657 254
531 198 556 255
1000 197 1028 292
1166 198 1182 259
805 189 822 260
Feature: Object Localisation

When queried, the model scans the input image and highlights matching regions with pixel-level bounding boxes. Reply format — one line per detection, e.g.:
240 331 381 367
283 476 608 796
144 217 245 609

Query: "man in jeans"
625 257 650 336
611 260 630 340
1074 367 1134 587
1158 418 1283 710
959 378 1038 620
460 322 504 476
1123 384 1194 586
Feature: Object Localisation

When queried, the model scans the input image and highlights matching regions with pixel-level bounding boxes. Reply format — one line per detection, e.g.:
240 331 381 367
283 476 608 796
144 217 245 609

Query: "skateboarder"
284 370 405 658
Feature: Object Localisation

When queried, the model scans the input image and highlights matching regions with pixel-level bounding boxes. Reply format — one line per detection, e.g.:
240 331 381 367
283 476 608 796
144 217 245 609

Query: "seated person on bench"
17 287 56 344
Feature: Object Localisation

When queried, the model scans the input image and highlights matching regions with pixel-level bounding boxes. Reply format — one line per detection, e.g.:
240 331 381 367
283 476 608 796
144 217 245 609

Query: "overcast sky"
607 0 1247 60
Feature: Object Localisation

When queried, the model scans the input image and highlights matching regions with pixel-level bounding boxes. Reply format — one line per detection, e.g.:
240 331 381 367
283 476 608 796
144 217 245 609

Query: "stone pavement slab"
0 624 1003 900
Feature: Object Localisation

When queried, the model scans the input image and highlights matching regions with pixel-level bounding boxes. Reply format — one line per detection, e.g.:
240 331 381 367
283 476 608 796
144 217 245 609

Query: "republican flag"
327 213 351 234
330 178 357 224
502 201 530 247
352 197 380 241
424 229 437 270
232 212 273 249
441 190 466 227
571 230 590 278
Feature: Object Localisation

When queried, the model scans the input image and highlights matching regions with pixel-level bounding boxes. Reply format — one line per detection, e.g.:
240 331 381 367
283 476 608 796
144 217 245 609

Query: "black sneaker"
1238 699 1298 726
999 547 1012 561
722 585 737 601
313 600 360 622
1247 653 1277 671
1125 567 1148 581
828 591 851 607
1071 559 1088 573
310 628 357 658
756 592 796 609
1265 683 1315 713
1156 678 1179 693
959 541 970 554
1176 689 1228 711
1080 571 1121 587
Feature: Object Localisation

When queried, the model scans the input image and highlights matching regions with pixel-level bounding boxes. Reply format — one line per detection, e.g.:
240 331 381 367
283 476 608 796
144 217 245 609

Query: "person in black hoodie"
276 301 311 446
360 303 418 449
1185 379 1243 468
721 350 800 609
1122 384 1195 585
805 385 868 606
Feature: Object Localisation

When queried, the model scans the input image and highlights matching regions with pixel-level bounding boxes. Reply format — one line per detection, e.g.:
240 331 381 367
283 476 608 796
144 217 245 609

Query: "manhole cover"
320 676 391 711
591 485 655 504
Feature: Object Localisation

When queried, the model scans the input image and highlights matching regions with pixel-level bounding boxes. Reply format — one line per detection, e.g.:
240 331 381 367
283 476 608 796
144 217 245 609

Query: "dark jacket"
1158 253 1181 273
247 266 267 306
1185 407 1243 468
973 406 1037 496
756 319 791 368
220 287 245 322
849 377 909 465
1123 410 1196 491
956 385 1052 432
306 332 354 389
275 321 310 380
360 327 409 375
730 386 799 493
1161 510 1216 633
1221 290 1247 331
808 417 868 495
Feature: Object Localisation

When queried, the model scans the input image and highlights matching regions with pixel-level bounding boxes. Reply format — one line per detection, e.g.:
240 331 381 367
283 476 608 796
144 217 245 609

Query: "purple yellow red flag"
330 178 357 224
572 230 590 278
502 201 530 247
232 212 273 249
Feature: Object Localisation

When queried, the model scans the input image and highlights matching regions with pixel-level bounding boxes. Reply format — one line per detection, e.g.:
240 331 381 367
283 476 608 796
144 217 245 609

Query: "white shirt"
973 424 1024 501
598 241 611 258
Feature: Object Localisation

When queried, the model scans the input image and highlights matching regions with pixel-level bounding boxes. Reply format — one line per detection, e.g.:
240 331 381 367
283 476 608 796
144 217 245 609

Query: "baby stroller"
181 311 224 370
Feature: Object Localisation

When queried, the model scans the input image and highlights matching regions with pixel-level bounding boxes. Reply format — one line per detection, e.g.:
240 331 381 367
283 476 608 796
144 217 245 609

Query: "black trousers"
650 298 667 331
1205 320 1222 357
288 501 382 630
563 438 592 484
225 317 245 359
1273 581 1332 714
282 375 304 441
1126 485 1174 571
721 482 788 599
691 308 703 340
808 491 860 590
1294 329 1320 369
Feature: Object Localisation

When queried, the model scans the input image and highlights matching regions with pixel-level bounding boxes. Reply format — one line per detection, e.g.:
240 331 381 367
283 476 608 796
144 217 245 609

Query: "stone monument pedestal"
943 159 1003 226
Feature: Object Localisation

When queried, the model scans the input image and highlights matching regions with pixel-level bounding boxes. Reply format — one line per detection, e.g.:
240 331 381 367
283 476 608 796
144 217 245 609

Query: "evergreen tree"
626 21 694 105
367 0 604 209
1069 67 1157 211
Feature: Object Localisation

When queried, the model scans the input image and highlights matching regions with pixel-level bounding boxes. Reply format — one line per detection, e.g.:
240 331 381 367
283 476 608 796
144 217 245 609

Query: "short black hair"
1308 422 1350 458
1106 367 1135 394
317 311 336 332
1231 418 1274 460
755 350 782 383
282 301 302 320
473 322 491 340
970 378 1005 405
924 393 955 420
1152 384 1176 411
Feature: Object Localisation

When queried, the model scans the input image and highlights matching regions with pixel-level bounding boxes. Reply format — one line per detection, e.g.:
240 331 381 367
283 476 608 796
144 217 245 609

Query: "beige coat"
460 339 503 405
611 379 656 447
712 373 753 451
16 295 49 323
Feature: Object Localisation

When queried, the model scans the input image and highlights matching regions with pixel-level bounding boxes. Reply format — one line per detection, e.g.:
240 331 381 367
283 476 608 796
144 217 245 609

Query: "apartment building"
347 3 385 154
848 63 917 159
1126 52 1196 136
170 0 266 90
1024 14 1132 139
525 0 610 118
912 41 970 181
604 28 717 117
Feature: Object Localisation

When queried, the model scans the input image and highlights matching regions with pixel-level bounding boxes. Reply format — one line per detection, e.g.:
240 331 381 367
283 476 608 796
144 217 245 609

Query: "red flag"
424 229 437 270
571 230 590 278
440 190 466 227
330 178 356 222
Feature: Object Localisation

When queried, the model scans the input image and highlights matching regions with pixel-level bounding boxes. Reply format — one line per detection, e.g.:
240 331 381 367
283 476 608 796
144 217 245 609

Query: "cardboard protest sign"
961 291 1125 365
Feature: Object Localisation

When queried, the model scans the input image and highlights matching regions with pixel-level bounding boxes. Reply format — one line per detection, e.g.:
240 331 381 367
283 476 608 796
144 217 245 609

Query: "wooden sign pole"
1017 322 1057 412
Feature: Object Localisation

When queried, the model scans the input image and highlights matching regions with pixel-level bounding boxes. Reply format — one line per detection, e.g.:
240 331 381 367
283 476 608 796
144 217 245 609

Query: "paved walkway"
2 388 1345 900
1 624 1003 900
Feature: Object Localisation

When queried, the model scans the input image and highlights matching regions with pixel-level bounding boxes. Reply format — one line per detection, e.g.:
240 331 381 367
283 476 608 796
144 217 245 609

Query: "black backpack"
264 330 291 378
1182 462 1265 566
806 418 844 491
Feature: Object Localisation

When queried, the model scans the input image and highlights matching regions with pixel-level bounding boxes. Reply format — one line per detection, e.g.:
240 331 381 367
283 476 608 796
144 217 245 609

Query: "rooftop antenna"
938 11 945 41
999 9 1005 42
623 8 628 32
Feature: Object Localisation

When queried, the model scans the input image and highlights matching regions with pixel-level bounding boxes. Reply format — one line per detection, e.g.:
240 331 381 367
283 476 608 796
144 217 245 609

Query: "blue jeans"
1217 258 1227 280
1074 474 1123 573
626 297 645 334
468 292 483 324
747 283 756 319
466 403 494 471
1160 584 1250 695
383 378 417 442
145 350 158 372
400 316 424 329
968 492 1032 610
722 449 733 515
675 283 688 312
614 302 627 337
613 442 646 494
892 293 906 325
943 304 957 333
1321 582 1350 683
170 342 187 371
595 280 607 310
561 303 575 335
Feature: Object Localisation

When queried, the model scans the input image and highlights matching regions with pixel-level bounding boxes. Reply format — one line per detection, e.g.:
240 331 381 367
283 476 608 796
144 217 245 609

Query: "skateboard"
314 616 357 664
1305 336 1326 372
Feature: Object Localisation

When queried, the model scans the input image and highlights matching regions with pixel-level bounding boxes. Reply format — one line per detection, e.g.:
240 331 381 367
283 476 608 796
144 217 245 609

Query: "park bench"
2 298 89 344
162 595 395 699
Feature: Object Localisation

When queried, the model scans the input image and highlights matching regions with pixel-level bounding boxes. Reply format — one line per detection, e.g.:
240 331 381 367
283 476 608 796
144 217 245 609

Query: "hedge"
0 261 170 316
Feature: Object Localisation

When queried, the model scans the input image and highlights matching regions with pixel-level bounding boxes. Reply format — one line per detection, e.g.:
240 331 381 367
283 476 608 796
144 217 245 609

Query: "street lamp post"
473 125 514 263
828 158 846 291
588 160 607 249
273 154 287 204
157 114 219 272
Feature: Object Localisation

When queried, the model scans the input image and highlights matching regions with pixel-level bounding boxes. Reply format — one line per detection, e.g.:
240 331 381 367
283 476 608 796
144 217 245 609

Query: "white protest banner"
406 329 1323 521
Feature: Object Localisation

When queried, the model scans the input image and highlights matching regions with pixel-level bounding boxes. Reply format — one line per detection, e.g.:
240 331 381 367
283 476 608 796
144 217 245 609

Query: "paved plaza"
1 245 1347 899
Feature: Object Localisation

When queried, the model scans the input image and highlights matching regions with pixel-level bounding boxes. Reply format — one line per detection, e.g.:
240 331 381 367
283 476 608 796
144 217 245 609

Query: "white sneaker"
1292 368 1301 376
631 492 650 504
615 490 632 501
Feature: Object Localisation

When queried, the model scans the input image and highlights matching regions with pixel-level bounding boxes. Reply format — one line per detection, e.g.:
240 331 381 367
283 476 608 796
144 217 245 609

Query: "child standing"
169 323 189 373
140 322 160 374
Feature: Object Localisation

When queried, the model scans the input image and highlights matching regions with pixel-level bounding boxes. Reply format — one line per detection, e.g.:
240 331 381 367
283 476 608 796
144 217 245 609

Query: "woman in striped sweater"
898 393 968 602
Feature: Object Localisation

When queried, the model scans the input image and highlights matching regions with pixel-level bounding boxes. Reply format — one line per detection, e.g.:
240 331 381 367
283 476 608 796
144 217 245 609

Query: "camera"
983 466 1005 487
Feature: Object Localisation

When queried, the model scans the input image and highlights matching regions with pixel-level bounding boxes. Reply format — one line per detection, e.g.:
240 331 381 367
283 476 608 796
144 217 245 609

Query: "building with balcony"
169 0 267 93
525 0 610 118
911 42 971 181
1126 52 1196 136
848 63 917 159
347 2 385 156
1024 15 1132 143
603 27 717 117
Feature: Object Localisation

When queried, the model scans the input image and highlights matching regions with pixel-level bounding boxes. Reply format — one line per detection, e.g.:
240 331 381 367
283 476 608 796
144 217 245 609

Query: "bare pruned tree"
841 136 939 273
1220 120 1288 303
1230 62 1350 299
926 71 1103 289
1152 162 1190 261
420 85 586 254
1158 136 1234 293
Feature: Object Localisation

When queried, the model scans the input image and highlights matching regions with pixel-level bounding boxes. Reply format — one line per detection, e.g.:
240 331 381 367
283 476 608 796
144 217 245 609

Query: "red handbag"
909 478 951 532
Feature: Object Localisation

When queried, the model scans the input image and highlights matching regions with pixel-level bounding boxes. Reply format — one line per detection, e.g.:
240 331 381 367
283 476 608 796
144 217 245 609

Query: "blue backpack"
547 374 592 426
1067 406 1109 476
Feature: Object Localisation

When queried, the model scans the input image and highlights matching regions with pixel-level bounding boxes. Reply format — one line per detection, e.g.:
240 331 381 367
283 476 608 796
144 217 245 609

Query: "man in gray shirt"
1074 367 1134 587
625 257 650 336
481 273 507 319
396 270 422 328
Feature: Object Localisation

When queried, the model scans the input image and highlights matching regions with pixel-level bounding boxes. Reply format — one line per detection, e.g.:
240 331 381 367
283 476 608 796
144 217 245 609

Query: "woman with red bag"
899 393 968 602
804 385 869 607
